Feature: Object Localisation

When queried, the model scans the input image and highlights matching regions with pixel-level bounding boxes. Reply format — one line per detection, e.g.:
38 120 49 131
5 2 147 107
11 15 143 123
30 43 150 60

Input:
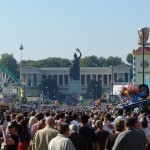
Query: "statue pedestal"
68 80 81 95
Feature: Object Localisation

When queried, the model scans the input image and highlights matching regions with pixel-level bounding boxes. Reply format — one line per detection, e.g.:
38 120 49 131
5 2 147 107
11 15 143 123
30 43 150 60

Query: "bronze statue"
69 48 82 80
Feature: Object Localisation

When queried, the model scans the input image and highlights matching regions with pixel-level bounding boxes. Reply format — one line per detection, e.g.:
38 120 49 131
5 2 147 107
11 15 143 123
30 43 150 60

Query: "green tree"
126 53 133 65
103 56 124 67
23 57 71 68
85 79 102 99
39 78 58 99
0 53 19 78
80 55 99 67
98 57 106 67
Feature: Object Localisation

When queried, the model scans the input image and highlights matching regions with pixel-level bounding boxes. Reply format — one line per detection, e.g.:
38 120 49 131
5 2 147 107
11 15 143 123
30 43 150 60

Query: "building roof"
133 46 150 54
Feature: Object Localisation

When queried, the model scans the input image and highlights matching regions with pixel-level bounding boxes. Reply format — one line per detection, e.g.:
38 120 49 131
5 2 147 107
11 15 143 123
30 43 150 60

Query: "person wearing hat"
69 124 89 150
1 121 19 150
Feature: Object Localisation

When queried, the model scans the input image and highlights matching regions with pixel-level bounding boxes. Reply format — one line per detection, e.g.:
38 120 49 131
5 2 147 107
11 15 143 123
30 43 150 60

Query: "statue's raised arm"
76 48 82 58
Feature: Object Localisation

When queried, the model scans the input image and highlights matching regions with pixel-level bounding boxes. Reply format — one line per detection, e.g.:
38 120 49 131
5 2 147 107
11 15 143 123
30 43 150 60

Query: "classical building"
21 65 131 96
133 47 150 86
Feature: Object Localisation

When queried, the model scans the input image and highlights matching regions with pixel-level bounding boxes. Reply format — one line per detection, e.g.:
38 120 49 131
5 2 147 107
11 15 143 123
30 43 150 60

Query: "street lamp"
110 66 114 95
138 27 150 84
95 85 98 99
94 85 98 107
53 90 56 100
19 44 23 82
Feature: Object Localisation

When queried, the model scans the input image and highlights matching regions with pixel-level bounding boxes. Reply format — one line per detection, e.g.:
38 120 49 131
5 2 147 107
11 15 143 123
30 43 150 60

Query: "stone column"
31 74 34 86
62 75 64 86
123 73 125 82
85 75 87 86
36 74 41 86
107 74 109 86
101 74 104 86
128 73 130 82
57 75 59 86
96 74 98 81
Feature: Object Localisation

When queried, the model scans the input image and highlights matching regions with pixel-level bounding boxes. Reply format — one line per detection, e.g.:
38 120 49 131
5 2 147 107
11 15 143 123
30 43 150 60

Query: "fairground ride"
0 66 20 99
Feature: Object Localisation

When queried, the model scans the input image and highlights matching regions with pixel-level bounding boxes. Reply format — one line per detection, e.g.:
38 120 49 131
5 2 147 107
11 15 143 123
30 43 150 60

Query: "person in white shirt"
140 115 150 142
70 113 80 127
103 113 114 133
112 109 126 126
48 123 75 150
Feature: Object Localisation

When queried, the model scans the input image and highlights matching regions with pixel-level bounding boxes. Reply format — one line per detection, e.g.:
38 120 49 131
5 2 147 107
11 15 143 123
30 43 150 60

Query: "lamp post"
95 85 98 99
19 44 24 103
138 27 150 84
95 85 98 107
110 66 114 95
19 44 23 82
23 83 26 97
53 90 56 100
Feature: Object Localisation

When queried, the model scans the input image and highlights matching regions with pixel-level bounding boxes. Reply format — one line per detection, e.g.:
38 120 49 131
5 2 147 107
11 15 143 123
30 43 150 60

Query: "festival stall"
118 84 150 112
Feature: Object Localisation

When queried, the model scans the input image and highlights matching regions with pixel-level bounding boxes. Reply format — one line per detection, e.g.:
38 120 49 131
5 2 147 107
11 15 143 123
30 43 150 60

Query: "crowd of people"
0 106 149 150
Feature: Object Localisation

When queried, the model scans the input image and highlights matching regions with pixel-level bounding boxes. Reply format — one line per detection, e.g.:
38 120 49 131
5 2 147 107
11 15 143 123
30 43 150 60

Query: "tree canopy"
23 57 71 68
126 53 133 65
85 79 102 99
39 77 58 99
0 53 19 78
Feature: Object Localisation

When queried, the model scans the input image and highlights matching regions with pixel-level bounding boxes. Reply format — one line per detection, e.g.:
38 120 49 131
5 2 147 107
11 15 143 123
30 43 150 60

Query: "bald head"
46 117 55 127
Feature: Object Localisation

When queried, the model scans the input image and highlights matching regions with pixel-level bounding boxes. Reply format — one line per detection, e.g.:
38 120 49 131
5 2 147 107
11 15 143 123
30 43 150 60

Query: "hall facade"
21 65 131 96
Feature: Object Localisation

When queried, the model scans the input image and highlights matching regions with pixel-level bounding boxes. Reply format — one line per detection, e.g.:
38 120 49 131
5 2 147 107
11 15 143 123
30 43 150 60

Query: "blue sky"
0 0 150 63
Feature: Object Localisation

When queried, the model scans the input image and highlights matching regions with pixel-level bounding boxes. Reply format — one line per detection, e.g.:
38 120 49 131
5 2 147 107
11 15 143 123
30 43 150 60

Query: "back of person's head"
20 118 28 127
37 119 46 130
23 111 28 118
30 111 36 116
80 114 89 124
59 112 65 119
125 117 136 128
8 120 19 133
131 112 138 118
104 113 112 121
11 113 17 120
68 111 72 116
95 120 103 130
140 116 148 129
115 119 125 132
8 120 18 128
45 111 50 117
65 118 71 124
28 116 36 127
16 113 24 122
72 113 78 120
46 116 55 127
117 109 123 116
90 113 94 118
69 124 79 134
58 123 69 135
55 113 60 120
6 115 11 122
35 112 44 121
